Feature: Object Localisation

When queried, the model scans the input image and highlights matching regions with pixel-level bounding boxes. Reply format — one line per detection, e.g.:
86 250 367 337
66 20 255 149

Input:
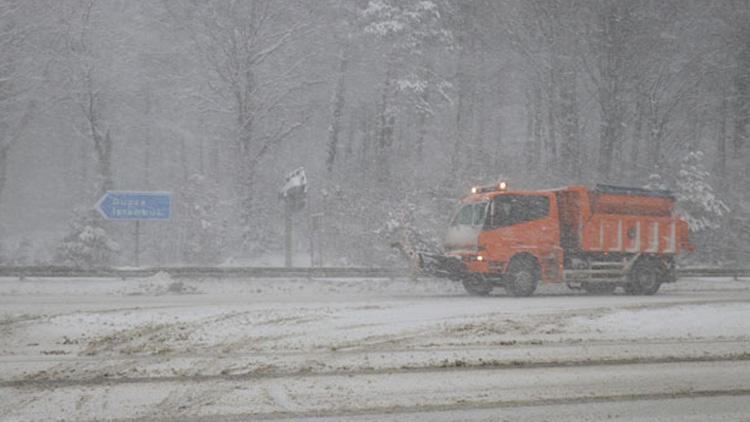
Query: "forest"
0 0 748 267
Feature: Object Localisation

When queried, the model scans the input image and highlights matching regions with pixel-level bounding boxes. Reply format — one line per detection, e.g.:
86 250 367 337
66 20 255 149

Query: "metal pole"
284 200 293 268
134 220 140 267
310 213 323 267
309 213 314 267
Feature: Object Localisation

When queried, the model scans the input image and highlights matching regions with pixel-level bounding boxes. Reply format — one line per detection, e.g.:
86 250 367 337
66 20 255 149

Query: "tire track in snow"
157 389 750 421
3 352 749 390
1 336 746 365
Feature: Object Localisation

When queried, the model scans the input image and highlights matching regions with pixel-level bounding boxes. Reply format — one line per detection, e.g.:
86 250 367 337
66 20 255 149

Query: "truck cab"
446 190 561 279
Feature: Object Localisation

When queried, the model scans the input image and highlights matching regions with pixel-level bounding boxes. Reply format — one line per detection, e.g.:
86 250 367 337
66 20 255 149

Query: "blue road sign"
96 191 172 221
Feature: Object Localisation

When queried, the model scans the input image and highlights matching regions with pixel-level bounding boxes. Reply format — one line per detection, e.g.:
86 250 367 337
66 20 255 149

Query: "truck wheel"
626 260 662 295
582 282 616 295
506 258 539 297
462 276 493 296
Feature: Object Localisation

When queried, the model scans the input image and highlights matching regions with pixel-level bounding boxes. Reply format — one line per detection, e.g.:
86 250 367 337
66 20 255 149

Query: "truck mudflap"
417 252 468 280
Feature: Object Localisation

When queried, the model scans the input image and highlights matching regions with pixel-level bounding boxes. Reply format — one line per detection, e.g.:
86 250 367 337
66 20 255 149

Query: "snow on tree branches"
646 151 730 232
55 211 119 268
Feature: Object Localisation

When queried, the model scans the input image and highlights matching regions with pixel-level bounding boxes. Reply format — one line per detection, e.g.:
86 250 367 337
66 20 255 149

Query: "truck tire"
626 259 662 295
462 276 493 296
582 282 617 295
506 257 539 297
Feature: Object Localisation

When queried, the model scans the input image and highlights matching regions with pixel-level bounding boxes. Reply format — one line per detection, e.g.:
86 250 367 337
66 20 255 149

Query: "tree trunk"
558 61 580 181
92 129 113 198
451 86 465 181
631 94 644 176
0 145 9 204
532 83 543 172
0 100 35 204
376 65 395 184
179 136 189 182
545 65 558 174
452 87 466 179
646 97 662 171
358 106 373 183
415 107 427 162
597 85 625 181
717 94 728 181
494 117 503 171
524 88 535 168
475 90 488 174
325 45 349 174
142 86 152 188
345 108 356 160
689 113 701 152
598 116 615 180
733 43 750 153
452 33 475 182
593 7 631 182
415 57 431 163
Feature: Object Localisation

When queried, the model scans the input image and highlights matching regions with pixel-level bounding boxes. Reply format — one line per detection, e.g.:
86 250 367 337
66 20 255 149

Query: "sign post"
135 220 141 267
96 191 172 267
310 212 323 267
279 168 307 268
284 200 293 267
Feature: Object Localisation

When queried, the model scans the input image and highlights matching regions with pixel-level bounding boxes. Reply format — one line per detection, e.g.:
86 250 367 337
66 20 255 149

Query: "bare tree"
0 1 44 203
723 1 750 155
325 1 358 175
59 0 116 197
494 0 582 181
580 0 639 181
359 0 453 183
165 0 317 249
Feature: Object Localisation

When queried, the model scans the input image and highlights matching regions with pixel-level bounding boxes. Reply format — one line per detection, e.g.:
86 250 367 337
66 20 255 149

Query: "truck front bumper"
417 252 469 280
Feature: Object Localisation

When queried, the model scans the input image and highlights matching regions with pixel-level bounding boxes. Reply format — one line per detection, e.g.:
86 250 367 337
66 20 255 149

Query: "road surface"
1 274 749 420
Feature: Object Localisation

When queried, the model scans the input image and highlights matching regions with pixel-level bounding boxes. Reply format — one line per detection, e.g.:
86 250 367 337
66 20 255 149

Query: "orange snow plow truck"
419 184 693 296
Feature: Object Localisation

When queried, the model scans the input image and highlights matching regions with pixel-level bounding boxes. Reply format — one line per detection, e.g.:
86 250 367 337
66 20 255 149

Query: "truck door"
480 193 561 280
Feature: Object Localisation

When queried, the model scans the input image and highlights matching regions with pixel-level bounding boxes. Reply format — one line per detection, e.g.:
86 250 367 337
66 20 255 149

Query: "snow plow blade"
417 252 467 280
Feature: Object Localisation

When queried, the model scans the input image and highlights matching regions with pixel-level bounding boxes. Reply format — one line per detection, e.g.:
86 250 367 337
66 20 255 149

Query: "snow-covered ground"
1 275 749 420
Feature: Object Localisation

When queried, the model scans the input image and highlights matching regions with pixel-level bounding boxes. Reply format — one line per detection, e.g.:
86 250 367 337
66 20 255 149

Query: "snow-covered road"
1 275 749 420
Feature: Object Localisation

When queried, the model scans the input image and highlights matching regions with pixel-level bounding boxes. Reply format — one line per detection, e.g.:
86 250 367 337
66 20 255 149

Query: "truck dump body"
558 184 691 256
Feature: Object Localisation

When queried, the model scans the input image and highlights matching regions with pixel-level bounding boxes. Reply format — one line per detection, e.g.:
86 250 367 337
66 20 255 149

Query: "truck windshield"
486 195 549 228
450 202 488 227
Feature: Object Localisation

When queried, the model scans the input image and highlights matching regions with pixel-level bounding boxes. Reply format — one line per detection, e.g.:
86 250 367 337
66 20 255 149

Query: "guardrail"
677 267 750 278
0 266 408 279
0 265 747 279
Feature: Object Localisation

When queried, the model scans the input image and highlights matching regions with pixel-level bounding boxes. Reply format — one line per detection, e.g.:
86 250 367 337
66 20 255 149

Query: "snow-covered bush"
379 198 442 257
643 173 668 191
674 151 730 231
55 211 119 268
646 151 729 232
